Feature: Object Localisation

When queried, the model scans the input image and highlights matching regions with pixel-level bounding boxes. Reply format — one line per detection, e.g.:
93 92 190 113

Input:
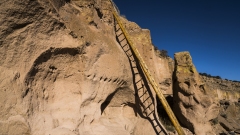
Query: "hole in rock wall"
101 90 118 114
184 81 190 87
156 95 175 132
95 8 103 19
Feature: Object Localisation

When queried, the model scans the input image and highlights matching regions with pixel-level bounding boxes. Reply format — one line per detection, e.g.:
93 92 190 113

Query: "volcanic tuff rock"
0 0 173 134
1 0 240 134
173 52 219 135
200 75 240 102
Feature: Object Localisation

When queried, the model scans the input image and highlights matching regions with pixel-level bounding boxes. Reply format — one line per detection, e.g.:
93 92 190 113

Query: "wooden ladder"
108 0 186 135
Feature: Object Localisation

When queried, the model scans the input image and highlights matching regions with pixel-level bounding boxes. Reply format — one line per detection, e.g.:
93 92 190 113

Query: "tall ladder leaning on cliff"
108 1 185 135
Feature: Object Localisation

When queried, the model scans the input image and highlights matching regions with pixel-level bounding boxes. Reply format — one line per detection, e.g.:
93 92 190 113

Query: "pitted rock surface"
173 52 219 135
0 0 173 134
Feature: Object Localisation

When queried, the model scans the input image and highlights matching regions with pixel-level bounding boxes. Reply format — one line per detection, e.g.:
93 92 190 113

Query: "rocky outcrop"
0 0 174 134
198 63 240 134
200 75 240 102
214 99 240 134
3 0 239 134
173 52 219 135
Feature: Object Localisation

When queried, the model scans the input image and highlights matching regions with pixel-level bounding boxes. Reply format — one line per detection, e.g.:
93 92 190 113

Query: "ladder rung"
137 86 144 91
139 90 148 98
145 102 153 110
127 54 133 57
142 96 151 103
124 48 131 52
117 33 123 37
125 51 131 55
135 78 142 84
122 43 128 48
119 38 126 42
129 57 135 62
115 24 120 30
122 46 130 51
147 110 154 117
134 72 139 75
150 118 156 121
116 27 120 32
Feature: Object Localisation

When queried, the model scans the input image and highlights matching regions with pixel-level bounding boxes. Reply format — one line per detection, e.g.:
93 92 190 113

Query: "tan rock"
173 52 219 135
0 0 173 134
199 74 240 102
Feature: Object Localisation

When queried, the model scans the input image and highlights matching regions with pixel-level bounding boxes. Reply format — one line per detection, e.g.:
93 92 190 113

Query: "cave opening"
156 95 175 132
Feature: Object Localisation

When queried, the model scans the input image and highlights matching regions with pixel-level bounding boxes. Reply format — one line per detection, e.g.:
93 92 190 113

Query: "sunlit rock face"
172 52 219 135
0 0 174 134
200 75 240 102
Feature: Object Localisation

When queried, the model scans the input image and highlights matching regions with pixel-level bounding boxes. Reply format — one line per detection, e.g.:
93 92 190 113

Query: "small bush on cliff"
200 72 240 82
199 72 211 77
153 45 169 58
160 50 168 58
199 72 222 79
233 80 240 83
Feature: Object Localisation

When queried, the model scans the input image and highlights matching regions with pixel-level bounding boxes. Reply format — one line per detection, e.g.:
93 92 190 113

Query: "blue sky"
113 0 240 81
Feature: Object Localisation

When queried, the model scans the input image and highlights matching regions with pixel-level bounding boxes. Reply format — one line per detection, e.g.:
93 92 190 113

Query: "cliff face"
0 0 173 134
1 0 239 135
199 75 240 134
200 75 240 102
172 52 240 134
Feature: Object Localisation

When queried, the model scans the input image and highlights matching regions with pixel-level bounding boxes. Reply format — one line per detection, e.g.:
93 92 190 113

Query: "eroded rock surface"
173 52 219 135
200 75 240 102
3 0 239 134
0 0 173 134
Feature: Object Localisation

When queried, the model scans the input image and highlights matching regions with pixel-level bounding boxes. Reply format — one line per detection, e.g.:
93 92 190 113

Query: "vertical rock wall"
0 0 174 134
